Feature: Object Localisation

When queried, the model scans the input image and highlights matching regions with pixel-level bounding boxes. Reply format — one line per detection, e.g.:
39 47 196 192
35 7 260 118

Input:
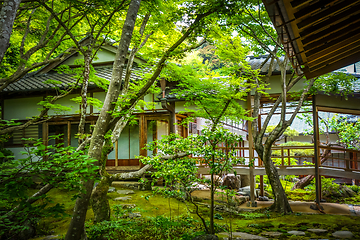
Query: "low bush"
86 215 225 240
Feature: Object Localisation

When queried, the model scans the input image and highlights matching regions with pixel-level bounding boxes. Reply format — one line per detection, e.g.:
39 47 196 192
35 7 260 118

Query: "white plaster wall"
62 49 115 65
92 92 106 113
4 97 43 120
265 75 307 94
143 94 162 110
175 101 198 113
48 94 79 115
317 95 360 110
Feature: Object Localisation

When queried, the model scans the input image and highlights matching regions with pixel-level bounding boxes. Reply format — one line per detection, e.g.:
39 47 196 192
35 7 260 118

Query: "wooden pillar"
42 122 48 146
139 114 147 167
67 121 71 147
312 95 322 208
258 113 264 197
90 92 93 114
247 93 256 206
115 139 118 167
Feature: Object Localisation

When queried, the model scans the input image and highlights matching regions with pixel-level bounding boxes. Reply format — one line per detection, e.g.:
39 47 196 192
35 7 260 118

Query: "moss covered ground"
29 185 360 240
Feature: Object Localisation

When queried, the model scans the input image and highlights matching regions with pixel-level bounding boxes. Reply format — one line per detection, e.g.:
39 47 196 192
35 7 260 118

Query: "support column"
115 140 118 167
67 121 71 147
312 95 323 210
139 114 147 167
247 93 256 206
258 113 264 197
42 122 48 146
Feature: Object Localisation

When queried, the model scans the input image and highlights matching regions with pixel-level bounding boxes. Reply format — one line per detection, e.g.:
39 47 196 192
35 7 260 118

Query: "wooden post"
67 121 71 147
247 93 256 206
90 92 93 114
312 95 323 209
139 115 147 167
258 112 264 197
115 139 118 167
42 122 48 146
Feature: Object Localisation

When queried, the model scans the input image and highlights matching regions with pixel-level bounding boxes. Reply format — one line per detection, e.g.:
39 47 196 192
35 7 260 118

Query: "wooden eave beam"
296 0 359 30
303 13 360 49
293 0 337 20
306 30 360 64
309 47 360 74
290 0 312 9
304 53 360 79
308 42 360 73
299 6 360 40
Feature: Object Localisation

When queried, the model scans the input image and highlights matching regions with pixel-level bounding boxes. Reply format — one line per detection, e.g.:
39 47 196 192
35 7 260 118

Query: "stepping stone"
217 232 268 240
117 189 135 195
118 204 136 209
114 196 132 201
332 231 354 239
261 231 283 237
288 230 305 236
108 187 116 193
307 228 328 234
38 236 62 240
128 212 141 218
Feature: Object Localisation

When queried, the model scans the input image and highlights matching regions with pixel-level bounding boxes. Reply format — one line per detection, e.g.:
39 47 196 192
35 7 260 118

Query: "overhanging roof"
263 0 360 79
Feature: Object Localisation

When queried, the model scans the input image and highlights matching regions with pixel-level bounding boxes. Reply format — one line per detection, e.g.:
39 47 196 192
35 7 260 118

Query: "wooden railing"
319 146 360 171
195 144 360 173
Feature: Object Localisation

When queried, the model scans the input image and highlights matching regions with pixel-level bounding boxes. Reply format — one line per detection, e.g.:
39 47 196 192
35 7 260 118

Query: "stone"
240 175 250 187
192 234 219 240
332 231 354 239
38 236 62 240
128 212 141 218
119 204 136 209
114 196 132 201
217 232 268 240
192 183 209 190
323 185 356 200
223 175 241 190
108 187 116 193
261 232 283 237
288 230 305 236
138 180 152 191
16 219 36 240
307 228 328 234
112 181 140 190
258 196 269 201
238 186 259 198
117 189 135 195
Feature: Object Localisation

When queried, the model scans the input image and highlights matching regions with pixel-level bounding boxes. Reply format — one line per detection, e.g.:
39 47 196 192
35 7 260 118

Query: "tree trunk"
91 177 111 223
0 0 21 64
65 1 141 239
291 148 331 190
260 146 292 214
78 42 93 145
292 175 314 190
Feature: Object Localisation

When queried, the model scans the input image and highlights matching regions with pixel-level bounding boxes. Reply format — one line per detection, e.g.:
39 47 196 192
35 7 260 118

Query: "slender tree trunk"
78 42 93 145
65 1 141 239
0 0 21 64
260 145 292 214
209 144 216 234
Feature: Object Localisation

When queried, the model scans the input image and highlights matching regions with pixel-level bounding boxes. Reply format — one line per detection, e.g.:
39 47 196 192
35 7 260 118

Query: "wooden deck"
196 144 360 180
106 144 360 181
198 165 360 180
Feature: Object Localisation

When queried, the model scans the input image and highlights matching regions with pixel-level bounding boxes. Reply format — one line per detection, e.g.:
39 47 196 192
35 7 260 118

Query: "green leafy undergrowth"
235 213 360 239
86 215 221 240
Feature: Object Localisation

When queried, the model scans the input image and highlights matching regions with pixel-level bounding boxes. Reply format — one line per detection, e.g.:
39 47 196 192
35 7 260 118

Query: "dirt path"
239 201 360 216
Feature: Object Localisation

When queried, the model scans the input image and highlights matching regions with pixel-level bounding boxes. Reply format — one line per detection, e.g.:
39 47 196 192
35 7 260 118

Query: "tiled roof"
2 66 146 93
246 55 292 74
